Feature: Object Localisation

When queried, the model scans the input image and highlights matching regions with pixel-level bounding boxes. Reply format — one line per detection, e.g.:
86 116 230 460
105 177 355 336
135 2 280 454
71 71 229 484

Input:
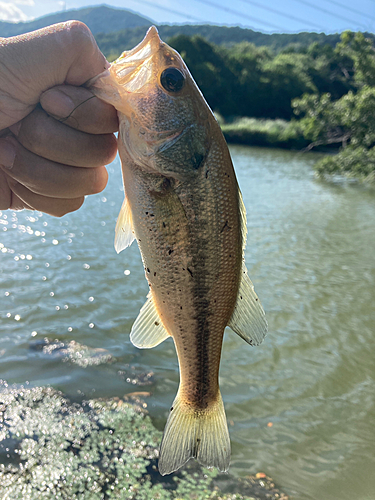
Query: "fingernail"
0 137 16 169
42 88 75 118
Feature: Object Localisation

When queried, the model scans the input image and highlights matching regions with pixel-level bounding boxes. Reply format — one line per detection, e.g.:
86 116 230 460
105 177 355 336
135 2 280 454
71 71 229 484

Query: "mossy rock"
0 382 287 500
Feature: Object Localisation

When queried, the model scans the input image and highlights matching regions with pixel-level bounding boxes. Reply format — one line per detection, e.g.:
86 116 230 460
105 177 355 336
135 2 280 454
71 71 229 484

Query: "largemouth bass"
89 27 267 475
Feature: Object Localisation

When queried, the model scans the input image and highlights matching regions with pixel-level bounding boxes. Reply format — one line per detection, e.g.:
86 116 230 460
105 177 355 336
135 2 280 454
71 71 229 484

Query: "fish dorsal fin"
228 262 268 346
114 197 135 254
130 293 171 348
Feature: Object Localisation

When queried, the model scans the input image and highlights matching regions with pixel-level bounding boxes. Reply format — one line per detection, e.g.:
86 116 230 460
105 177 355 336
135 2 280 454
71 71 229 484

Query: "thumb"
0 22 109 128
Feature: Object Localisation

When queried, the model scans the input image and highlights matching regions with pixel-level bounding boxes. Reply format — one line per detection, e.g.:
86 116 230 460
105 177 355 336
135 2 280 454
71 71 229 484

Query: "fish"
89 26 267 476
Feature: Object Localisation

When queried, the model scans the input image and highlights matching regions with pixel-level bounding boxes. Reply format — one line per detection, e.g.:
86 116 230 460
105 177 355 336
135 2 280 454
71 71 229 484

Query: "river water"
0 146 374 499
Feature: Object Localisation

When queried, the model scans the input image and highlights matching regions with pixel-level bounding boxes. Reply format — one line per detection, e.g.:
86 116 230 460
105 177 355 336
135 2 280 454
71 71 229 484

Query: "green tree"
293 31 375 181
168 34 238 117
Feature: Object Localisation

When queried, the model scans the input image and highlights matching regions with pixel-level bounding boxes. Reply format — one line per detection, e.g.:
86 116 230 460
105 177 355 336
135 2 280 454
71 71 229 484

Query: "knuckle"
65 21 92 42
64 21 97 57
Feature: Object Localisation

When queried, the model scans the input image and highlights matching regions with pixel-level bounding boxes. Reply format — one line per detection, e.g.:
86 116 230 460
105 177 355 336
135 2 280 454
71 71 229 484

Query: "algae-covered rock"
29 338 114 367
0 381 287 500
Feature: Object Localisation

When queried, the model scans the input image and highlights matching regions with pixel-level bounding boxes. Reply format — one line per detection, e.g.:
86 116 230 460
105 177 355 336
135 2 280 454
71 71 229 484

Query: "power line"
324 0 375 22
291 0 368 29
191 0 286 31
130 0 205 23
238 0 323 30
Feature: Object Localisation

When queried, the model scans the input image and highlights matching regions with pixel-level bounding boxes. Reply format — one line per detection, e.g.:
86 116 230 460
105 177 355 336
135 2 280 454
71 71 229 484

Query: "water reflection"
0 149 374 500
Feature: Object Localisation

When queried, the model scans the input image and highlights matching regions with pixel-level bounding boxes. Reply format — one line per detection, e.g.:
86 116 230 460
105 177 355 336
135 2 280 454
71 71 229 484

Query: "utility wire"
324 0 375 21
131 0 205 22
290 0 368 29
191 0 286 31
238 0 323 30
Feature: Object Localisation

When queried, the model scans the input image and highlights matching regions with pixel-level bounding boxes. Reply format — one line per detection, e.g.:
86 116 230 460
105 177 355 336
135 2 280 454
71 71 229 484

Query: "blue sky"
2 0 375 34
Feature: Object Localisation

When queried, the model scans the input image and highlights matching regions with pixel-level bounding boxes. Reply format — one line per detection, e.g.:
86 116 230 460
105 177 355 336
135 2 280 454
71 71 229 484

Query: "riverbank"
220 117 310 150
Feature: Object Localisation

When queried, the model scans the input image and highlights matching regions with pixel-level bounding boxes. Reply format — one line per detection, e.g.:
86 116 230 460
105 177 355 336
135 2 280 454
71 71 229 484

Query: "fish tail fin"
158 390 230 476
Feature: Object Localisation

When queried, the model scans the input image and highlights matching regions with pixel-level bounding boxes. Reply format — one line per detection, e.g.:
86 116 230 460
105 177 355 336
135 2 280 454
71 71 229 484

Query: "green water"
0 146 374 499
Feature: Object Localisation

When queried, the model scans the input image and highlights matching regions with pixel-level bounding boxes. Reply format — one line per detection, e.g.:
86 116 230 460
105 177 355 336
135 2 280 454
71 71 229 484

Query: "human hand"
0 21 118 216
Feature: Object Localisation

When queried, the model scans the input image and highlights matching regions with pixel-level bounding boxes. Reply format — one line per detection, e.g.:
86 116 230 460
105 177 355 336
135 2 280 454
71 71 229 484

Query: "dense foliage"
98 24 375 180
293 32 375 180
163 34 357 121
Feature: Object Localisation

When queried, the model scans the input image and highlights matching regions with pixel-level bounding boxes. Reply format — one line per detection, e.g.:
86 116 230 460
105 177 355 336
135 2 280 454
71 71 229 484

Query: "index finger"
40 85 118 134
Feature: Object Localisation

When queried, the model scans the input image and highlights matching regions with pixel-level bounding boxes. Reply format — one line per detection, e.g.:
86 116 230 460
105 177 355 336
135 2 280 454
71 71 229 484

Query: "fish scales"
89 26 267 476
127 140 242 408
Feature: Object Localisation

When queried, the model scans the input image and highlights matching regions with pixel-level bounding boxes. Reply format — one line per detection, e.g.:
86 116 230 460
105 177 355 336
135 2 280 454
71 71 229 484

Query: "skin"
0 21 118 216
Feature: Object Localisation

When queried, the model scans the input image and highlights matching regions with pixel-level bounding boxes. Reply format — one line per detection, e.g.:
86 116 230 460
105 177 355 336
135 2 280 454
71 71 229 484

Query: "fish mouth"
109 26 162 93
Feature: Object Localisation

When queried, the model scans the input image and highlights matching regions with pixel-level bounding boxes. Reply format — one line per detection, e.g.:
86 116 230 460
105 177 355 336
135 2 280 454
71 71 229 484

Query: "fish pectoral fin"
228 262 268 346
115 196 135 254
158 390 230 476
130 293 170 348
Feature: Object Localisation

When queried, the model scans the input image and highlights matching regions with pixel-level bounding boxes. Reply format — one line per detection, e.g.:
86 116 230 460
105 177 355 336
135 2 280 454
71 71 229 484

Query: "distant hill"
1 4 373 54
95 24 349 58
0 5 152 38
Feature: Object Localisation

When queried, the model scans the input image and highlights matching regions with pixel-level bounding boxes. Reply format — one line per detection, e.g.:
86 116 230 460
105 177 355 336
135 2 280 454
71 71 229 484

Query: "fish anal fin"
115 197 135 254
158 391 230 476
228 263 268 346
130 293 170 349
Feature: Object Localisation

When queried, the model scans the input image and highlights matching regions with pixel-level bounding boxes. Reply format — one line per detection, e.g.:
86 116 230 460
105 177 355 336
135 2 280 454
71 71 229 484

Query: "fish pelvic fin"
158 390 230 476
130 292 170 348
228 262 268 346
115 196 135 254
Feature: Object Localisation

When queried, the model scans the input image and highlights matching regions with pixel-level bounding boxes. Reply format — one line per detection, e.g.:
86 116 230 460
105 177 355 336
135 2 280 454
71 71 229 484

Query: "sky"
1 0 375 34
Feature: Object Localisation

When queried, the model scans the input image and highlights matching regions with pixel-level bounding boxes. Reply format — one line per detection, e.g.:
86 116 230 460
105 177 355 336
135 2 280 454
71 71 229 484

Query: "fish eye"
160 67 185 93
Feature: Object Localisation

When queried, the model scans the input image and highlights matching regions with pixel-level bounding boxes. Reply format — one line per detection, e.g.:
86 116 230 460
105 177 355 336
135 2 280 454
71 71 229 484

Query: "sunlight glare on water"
0 148 374 500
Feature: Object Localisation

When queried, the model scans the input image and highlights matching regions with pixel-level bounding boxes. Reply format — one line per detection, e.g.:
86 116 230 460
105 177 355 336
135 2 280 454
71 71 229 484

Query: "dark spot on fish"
187 267 193 277
229 254 232 257
170 406 173 411
197 438 201 443
168 249 173 255
162 222 166 228
154 321 159 326
205 169 210 178
240 295 243 300
191 152 205 170
180 306 183 310
220 220 230 233
162 178 171 189
147 268 150 273
150 213 154 217
256 298 258 301
154 272 157 277
145 211 148 215
249 340 253 345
